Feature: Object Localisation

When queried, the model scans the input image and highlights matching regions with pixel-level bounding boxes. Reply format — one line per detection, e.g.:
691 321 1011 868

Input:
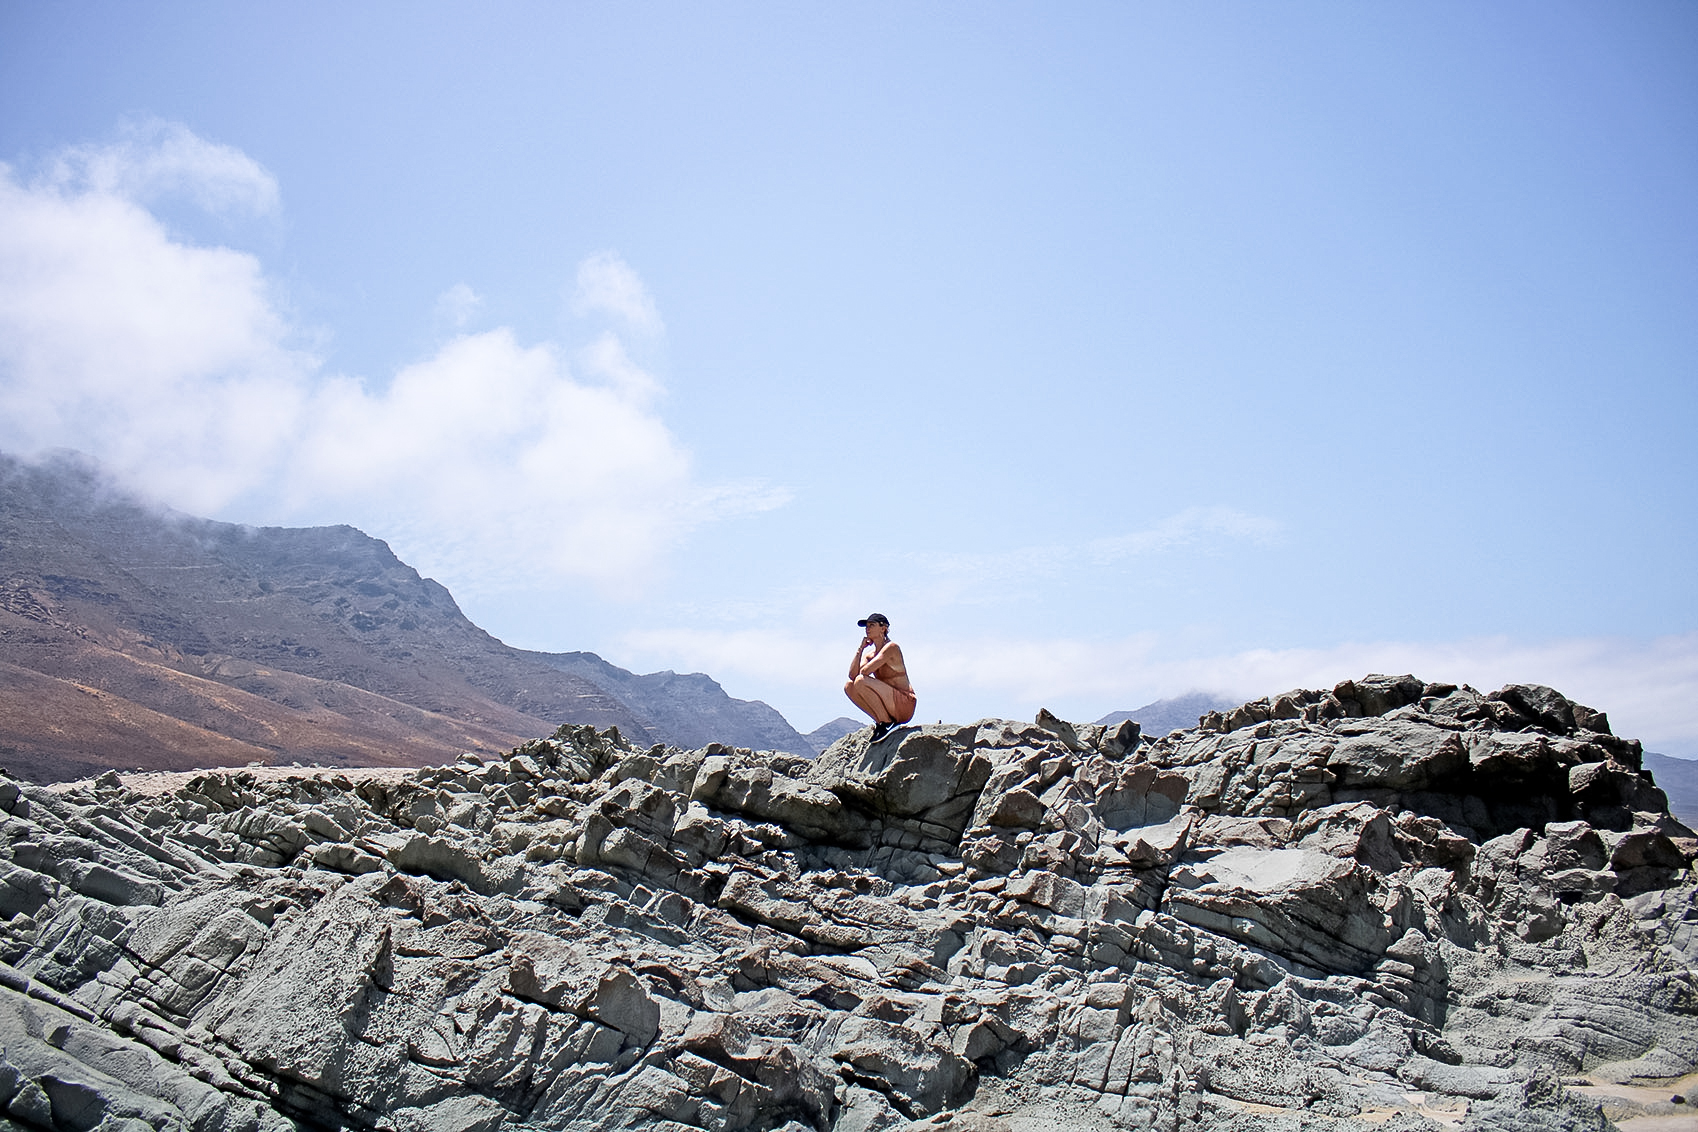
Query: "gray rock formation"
0 674 1693 1131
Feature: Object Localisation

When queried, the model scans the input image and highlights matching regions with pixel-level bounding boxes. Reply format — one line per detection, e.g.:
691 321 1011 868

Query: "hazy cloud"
907 505 1282 600
572 251 664 335
579 331 663 406
0 159 307 512
0 123 777 594
625 622 1698 756
625 626 846 697
293 329 721 594
45 118 280 217
1087 506 1281 564
433 283 483 330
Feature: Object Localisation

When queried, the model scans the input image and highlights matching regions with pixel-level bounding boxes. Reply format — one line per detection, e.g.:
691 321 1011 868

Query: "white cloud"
571 251 664 335
926 632 1698 741
578 331 663 406
292 329 718 594
0 124 777 594
0 160 307 512
46 118 279 218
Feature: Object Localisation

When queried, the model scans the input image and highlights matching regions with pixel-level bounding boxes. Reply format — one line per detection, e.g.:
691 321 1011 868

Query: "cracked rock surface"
0 674 1693 1131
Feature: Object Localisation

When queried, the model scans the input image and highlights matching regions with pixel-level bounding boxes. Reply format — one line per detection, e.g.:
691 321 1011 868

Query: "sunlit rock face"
0 676 1693 1131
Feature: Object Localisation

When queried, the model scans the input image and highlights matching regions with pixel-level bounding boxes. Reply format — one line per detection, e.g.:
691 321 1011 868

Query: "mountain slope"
1646 751 1698 828
805 716 863 754
526 651 814 755
0 450 806 778
0 649 532 782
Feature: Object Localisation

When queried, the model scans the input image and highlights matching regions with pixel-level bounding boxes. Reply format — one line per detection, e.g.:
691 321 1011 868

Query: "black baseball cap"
857 613 889 627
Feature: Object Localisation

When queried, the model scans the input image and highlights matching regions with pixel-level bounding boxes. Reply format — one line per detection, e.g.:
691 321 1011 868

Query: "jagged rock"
0 680 1692 1130
507 934 660 1046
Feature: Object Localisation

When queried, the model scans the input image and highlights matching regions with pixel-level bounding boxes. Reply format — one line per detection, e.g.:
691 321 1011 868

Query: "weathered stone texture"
0 678 1692 1131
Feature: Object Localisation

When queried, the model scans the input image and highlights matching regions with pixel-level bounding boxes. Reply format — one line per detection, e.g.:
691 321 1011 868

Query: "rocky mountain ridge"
0 674 1692 1131
525 653 814 758
0 450 815 781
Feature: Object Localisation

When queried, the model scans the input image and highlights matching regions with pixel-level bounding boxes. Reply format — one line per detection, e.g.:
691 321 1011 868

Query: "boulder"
808 725 993 833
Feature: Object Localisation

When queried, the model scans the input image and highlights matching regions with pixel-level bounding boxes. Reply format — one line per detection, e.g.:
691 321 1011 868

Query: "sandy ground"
1570 1071 1698 1131
46 763 429 798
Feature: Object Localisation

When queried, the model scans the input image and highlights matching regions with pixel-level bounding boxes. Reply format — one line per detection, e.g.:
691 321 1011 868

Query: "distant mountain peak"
804 717 863 755
1096 691 1238 736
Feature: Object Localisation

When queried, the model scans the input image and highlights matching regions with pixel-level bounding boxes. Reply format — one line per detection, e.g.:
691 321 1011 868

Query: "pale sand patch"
47 764 430 798
1569 1071 1698 1131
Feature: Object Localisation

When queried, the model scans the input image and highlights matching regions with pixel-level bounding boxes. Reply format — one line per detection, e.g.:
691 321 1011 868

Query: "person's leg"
850 675 900 723
845 678 891 723
891 688 917 724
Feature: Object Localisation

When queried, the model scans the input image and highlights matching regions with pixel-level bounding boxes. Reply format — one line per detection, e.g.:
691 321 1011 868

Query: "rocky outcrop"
0 675 1693 1131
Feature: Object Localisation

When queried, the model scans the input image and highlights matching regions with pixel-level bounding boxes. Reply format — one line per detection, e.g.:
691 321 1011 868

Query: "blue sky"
2 3 1695 751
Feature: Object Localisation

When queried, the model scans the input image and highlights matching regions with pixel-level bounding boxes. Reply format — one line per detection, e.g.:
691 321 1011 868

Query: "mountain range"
0 450 816 781
1095 691 1238 736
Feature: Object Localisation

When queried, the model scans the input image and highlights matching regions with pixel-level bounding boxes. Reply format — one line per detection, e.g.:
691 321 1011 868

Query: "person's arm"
856 641 898 678
849 637 871 679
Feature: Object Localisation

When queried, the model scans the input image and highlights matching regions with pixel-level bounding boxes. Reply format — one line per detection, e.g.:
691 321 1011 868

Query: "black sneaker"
869 721 892 743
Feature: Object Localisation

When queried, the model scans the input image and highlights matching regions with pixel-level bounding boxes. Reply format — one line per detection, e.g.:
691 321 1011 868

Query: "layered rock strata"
0 675 1693 1131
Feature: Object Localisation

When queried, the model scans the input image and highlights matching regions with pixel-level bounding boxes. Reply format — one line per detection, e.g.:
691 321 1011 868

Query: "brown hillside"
0 452 653 781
